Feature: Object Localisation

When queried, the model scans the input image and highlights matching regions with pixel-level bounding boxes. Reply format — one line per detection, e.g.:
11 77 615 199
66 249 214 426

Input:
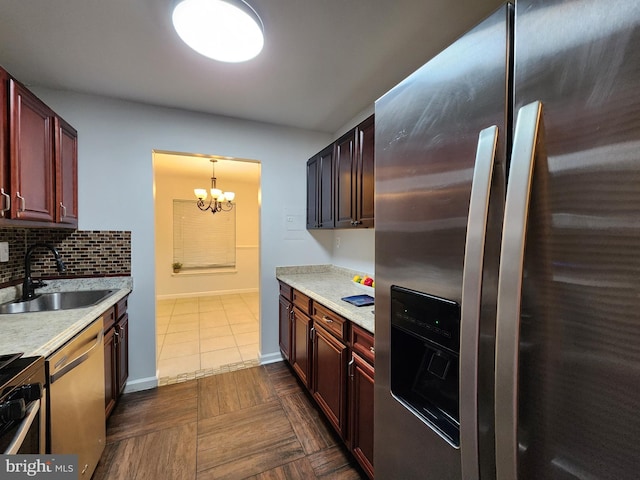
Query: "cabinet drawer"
293 289 311 315
103 306 116 332
312 302 347 341
351 324 374 365
115 295 128 319
279 281 293 300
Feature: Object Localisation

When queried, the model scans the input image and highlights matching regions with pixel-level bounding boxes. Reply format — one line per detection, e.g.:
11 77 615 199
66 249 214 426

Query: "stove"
0 353 46 454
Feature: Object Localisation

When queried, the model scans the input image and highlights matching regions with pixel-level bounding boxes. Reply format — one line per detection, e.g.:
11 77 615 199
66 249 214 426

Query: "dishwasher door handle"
50 330 104 384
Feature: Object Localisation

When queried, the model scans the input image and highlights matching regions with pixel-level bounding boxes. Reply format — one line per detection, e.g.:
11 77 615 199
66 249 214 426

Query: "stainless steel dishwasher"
47 317 105 478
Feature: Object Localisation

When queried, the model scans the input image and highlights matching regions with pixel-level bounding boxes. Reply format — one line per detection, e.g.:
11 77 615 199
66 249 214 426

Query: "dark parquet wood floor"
93 362 367 480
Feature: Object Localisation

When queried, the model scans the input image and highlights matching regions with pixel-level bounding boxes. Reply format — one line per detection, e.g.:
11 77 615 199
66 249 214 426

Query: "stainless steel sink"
0 289 116 314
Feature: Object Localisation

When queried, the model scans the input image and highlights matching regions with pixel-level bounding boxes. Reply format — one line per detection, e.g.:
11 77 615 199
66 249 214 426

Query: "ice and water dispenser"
390 286 461 446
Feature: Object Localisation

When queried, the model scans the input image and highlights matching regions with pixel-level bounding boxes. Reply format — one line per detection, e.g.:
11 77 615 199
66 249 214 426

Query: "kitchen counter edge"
0 277 133 358
276 265 375 334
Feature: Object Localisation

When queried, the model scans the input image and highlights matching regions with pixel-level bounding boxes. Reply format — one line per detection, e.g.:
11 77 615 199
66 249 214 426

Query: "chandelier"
194 159 236 214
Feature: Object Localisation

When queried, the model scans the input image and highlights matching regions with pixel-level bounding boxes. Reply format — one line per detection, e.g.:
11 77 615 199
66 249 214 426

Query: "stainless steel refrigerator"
374 1 640 479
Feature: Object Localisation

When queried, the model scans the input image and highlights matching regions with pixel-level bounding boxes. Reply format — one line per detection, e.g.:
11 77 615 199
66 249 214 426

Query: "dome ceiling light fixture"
172 0 264 63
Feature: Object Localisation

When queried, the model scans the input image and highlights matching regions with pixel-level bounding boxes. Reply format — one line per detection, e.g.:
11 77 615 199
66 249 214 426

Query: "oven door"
0 399 44 455
0 389 46 454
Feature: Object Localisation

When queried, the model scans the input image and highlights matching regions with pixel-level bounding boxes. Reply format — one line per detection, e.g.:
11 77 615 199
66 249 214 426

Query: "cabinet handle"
310 326 315 341
0 188 10 216
16 192 25 214
369 346 375 354
60 202 67 218
322 315 334 323
114 329 119 345
348 358 355 379
119 324 126 343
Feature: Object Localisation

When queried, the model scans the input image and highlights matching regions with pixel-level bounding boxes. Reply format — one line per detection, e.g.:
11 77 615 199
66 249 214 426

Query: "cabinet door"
55 116 78 226
306 156 319 229
334 129 355 228
291 306 312 388
0 68 9 218
355 115 374 228
116 313 129 394
312 323 348 437
279 295 292 362
104 327 118 418
9 80 55 222
350 352 375 479
318 144 334 228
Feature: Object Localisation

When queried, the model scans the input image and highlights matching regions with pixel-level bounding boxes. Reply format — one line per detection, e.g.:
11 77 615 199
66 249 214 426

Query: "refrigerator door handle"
460 125 499 480
495 101 543 480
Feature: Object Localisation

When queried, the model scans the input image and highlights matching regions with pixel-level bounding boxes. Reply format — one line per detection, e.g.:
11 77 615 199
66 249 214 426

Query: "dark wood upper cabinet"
55 116 78 226
306 155 319 229
354 114 374 228
307 144 334 229
335 114 374 228
0 68 8 219
0 67 78 228
10 79 55 223
307 114 374 230
334 129 355 228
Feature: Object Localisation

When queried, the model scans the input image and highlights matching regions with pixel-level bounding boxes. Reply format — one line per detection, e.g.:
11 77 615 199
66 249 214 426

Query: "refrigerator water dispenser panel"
390 286 461 446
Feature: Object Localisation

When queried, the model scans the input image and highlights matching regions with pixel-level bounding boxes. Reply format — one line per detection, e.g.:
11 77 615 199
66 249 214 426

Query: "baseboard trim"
122 375 158 393
260 351 284 365
157 288 259 301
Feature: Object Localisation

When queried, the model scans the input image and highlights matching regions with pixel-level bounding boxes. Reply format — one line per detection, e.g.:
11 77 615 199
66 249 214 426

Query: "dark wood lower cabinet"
350 352 375 479
104 295 129 419
278 294 292 362
104 326 117 417
312 323 348 437
291 306 312 388
278 283 374 477
116 312 129 393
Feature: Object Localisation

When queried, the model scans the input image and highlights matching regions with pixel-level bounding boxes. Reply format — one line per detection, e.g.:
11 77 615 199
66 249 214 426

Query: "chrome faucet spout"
22 243 66 301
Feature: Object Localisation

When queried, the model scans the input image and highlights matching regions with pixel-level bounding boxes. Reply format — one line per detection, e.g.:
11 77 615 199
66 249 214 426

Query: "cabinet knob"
369 346 375 354
60 202 67 218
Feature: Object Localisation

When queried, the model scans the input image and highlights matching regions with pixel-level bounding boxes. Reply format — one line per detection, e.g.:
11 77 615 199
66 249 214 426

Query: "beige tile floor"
156 292 259 384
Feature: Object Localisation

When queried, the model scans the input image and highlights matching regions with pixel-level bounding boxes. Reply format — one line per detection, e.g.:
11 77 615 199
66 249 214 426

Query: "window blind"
173 199 236 269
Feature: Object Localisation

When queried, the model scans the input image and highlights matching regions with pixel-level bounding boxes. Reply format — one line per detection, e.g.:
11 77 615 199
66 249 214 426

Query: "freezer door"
496 1 640 479
374 5 511 480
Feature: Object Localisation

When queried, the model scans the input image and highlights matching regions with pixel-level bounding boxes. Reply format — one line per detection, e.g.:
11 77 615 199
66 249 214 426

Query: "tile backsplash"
0 228 131 287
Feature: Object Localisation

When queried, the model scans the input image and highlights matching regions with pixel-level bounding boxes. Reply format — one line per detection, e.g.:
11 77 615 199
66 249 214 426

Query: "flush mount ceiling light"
172 0 264 63
194 159 236 214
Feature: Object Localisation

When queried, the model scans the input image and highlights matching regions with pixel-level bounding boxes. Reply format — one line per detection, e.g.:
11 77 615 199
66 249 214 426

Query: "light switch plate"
0 242 8 262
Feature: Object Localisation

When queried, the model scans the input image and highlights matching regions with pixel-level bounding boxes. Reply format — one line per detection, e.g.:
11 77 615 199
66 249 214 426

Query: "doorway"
153 151 261 384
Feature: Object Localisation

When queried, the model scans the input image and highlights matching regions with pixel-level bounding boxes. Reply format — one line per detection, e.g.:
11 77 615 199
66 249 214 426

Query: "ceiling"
154 152 261 183
0 0 503 134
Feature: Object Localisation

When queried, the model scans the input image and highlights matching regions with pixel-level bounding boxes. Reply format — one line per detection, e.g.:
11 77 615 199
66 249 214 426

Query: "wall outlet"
0 242 8 262
335 236 340 248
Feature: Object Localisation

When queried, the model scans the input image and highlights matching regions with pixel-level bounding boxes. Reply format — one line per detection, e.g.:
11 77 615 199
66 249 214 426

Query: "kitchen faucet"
22 243 66 301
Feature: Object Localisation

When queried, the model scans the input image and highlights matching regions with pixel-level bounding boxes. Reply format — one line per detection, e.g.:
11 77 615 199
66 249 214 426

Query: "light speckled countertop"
0 277 133 358
276 265 375 334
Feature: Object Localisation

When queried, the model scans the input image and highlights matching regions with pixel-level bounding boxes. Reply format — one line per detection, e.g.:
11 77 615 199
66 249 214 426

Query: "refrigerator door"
374 5 511 479
496 1 640 478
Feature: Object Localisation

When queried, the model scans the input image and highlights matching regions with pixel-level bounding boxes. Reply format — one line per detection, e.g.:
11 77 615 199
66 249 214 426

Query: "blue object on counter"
341 294 375 307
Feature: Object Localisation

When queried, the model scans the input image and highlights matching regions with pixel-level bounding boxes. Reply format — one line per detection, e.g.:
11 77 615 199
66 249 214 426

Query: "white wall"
34 88 334 389
154 156 260 298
